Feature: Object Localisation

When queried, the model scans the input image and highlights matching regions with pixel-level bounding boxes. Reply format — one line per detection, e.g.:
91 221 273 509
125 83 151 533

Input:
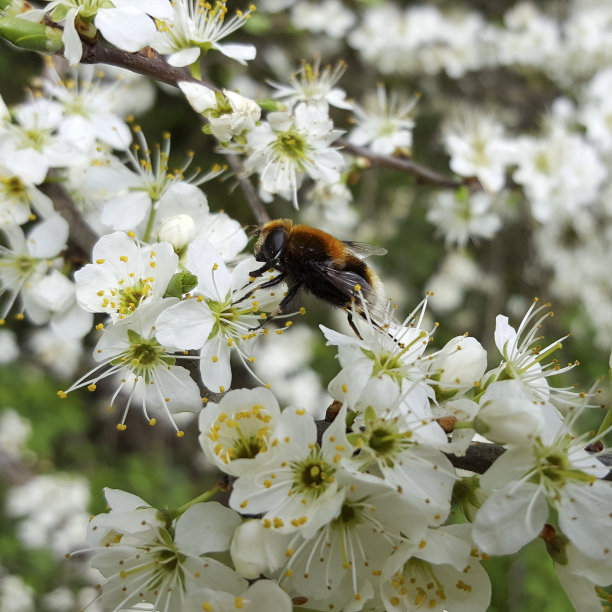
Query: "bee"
249 219 387 335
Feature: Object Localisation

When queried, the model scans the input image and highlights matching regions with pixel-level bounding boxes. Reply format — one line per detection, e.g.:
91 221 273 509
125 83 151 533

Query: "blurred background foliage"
0 0 609 609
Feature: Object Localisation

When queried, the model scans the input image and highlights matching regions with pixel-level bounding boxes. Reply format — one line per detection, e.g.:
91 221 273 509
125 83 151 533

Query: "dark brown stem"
338 138 463 189
79 38 215 89
39 181 98 255
225 153 270 226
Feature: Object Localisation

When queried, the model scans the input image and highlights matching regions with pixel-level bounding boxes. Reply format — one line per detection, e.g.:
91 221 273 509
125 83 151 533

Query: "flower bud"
230 520 285 579
473 379 544 445
0 16 63 53
432 335 488 398
157 214 195 250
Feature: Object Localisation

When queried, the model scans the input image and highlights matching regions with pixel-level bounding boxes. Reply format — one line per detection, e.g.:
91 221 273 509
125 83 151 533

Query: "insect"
249 219 387 336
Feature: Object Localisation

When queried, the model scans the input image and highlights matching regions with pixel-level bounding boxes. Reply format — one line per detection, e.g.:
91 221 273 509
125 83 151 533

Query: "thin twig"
80 38 214 89
338 138 463 188
225 153 270 225
40 181 98 255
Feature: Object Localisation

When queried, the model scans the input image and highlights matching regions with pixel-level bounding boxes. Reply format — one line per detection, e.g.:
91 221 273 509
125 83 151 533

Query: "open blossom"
0 96 83 185
488 299 579 408
41 64 133 152
243 102 344 208
269 58 353 111
198 387 282 476
426 189 502 248
84 489 246 611
183 580 292 612
473 423 612 560
442 112 516 193
152 0 256 67
349 85 418 155
0 216 69 322
321 297 447 446
60 298 203 434
74 231 178 322
86 130 214 235
21 0 172 65
381 525 491 612
0 164 55 226
154 238 279 393
228 406 351 538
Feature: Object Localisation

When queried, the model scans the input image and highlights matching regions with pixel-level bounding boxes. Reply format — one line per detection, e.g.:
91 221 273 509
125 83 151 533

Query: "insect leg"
249 282 301 331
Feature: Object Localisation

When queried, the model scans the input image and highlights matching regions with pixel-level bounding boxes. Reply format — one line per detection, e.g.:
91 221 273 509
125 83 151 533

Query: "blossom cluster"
0 0 611 611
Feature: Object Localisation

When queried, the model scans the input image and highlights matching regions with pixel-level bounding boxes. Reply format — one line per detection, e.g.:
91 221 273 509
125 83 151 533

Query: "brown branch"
225 153 270 226
40 181 98 255
444 442 506 474
337 138 464 189
79 37 213 89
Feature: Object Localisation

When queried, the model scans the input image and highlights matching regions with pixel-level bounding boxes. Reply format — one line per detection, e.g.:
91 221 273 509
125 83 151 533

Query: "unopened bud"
474 380 544 445
432 335 487 399
158 214 195 250
0 16 63 53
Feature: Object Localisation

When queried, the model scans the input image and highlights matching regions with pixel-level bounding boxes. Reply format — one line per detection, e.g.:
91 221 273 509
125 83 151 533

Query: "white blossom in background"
0 96 83 184
28 327 84 379
0 408 31 460
493 2 561 70
41 64 133 151
512 125 606 222
0 216 69 322
300 179 358 234
152 0 256 67
269 58 352 111
243 102 344 207
0 328 19 363
349 86 418 156
290 0 356 38
426 189 502 248
21 0 173 65
0 575 35 612
6 473 90 557
0 164 55 226
442 112 515 193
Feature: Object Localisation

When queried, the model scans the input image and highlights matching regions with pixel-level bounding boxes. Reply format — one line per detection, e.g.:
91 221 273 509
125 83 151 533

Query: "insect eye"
263 228 286 260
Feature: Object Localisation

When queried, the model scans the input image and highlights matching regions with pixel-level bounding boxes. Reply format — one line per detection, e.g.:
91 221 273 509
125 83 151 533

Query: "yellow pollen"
87 384 96 392
149 418 157 426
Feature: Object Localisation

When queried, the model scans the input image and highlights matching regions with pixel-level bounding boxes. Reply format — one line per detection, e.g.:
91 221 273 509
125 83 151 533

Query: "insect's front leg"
249 281 301 331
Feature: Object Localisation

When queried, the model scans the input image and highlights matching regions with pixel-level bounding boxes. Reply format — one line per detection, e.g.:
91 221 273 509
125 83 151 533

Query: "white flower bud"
230 520 285 579
208 89 261 142
474 380 545 445
157 214 195 250
178 81 217 113
433 335 488 396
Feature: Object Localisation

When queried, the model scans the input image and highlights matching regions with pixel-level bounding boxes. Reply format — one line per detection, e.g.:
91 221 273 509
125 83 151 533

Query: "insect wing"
342 241 388 259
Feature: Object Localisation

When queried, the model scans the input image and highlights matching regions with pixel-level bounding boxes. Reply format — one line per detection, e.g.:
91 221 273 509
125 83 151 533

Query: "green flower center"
291 448 335 498
274 129 308 162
